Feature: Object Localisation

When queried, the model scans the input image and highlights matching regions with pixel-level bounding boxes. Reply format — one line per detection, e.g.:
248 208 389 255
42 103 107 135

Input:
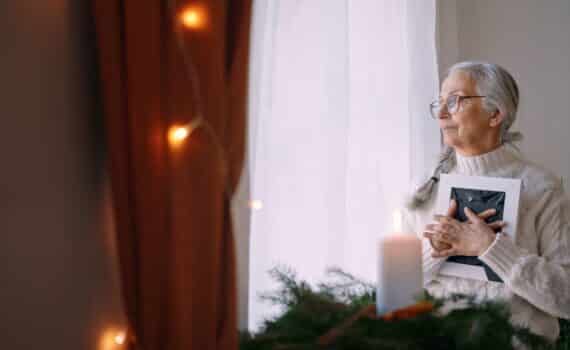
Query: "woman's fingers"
426 235 452 251
488 220 507 230
423 233 452 251
424 224 451 236
446 199 458 217
433 214 449 222
464 207 484 224
423 230 457 244
433 214 455 225
431 247 457 258
477 208 497 220
423 231 436 240
433 215 462 231
425 223 446 233
438 206 498 225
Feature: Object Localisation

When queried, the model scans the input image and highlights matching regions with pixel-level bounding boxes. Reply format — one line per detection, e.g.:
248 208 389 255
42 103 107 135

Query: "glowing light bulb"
114 332 126 345
99 328 127 350
249 200 263 210
180 6 206 29
168 125 189 147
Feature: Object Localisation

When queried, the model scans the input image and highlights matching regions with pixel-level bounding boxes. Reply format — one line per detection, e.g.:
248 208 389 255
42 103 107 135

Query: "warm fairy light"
99 328 127 350
114 332 126 345
249 200 263 210
172 126 189 140
167 119 203 149
180 6 207 29
168 125 189 147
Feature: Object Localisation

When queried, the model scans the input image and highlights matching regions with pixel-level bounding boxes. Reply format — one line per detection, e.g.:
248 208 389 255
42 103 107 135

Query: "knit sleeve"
402 207 446 285
422 239 447 284
479 183 570 319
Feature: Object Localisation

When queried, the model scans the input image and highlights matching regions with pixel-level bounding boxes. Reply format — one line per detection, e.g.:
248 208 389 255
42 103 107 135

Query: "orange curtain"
92 0 251 349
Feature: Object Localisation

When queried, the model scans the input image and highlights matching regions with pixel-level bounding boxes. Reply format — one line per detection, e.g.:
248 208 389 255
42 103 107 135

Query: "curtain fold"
92 0 251 349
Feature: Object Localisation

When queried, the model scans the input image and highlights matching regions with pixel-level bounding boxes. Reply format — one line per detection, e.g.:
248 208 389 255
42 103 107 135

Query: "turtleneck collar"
455 144 520 176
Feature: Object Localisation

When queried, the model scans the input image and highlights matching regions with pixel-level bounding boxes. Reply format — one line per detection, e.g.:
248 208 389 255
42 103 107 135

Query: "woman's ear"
489 110 504 128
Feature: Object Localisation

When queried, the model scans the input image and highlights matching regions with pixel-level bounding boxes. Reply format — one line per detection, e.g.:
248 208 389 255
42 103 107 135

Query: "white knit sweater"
404 145 570 341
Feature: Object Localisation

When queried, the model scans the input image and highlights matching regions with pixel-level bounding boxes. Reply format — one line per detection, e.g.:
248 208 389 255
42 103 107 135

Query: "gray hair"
407 61 523 210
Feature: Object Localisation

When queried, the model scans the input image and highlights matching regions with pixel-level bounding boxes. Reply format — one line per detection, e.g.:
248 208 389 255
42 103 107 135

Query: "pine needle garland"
240 266 569 350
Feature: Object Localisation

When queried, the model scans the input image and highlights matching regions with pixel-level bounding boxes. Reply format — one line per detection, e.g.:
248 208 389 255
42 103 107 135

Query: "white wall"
439 0 570 184
0 2 124 349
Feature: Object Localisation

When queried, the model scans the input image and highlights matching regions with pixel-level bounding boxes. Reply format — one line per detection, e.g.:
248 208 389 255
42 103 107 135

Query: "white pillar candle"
376 210 423 315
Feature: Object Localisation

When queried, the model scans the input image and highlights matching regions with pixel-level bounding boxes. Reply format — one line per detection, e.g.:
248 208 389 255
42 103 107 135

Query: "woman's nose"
438 107 450 119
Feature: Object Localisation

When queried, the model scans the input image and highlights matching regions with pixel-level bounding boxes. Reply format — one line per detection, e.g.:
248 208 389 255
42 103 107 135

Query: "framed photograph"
435 174 522 282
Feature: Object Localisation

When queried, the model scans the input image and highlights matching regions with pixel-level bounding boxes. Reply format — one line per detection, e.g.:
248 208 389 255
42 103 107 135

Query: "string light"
169 0 231 195
249 200 263 210
168 118 204 148
95 3 222 350
99 328 127 350
180 5 207 30
114 332 126 345
168 125 189 146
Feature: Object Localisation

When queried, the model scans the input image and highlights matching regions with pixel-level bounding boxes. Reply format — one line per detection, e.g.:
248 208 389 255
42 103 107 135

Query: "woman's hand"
423 207 507 258
425 200 500 252
427 200 457 251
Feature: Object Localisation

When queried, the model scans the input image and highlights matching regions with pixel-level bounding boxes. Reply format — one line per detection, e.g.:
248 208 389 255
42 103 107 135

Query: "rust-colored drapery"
92 0 251 349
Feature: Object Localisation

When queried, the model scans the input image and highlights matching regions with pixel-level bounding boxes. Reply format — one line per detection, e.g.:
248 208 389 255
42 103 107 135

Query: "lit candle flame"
393 210 403 232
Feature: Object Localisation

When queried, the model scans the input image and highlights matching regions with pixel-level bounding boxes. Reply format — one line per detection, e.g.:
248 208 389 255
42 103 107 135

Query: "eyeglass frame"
429 95 486 119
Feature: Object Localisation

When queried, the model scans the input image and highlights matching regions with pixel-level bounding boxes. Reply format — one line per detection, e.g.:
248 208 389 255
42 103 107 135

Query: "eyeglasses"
429 95 486 119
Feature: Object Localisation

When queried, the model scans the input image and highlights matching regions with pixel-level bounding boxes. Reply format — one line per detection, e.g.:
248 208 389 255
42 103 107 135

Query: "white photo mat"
435 174 522 281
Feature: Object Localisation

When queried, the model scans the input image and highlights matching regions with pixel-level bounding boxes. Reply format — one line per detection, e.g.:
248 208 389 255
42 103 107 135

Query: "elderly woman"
406 61 570 342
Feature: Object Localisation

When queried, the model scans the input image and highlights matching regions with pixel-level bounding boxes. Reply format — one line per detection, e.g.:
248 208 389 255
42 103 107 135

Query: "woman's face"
438 70 500 156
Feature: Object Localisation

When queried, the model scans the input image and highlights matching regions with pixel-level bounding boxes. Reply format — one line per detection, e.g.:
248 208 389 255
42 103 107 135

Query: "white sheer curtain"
245 0 441 330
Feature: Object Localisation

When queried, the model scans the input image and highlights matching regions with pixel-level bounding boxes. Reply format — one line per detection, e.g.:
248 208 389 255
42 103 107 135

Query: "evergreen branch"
242 266 564 350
